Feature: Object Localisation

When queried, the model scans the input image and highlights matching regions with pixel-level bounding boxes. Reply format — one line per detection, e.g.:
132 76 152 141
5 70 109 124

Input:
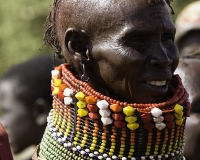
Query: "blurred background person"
175 1 200 58
175 2 200 159
0 55 62 160
175 58 200 160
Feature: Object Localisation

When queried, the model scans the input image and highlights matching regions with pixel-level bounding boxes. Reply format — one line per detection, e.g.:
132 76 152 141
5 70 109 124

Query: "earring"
81 63 90 82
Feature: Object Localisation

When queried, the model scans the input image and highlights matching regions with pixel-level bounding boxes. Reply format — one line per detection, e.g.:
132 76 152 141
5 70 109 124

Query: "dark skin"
175 58 200 160
56 0 179 104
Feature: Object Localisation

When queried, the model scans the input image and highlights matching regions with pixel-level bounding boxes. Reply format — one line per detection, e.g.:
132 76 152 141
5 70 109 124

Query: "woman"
33 0 189 159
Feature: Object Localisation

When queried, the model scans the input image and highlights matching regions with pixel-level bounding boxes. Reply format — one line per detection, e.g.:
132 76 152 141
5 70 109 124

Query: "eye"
161 34 174 45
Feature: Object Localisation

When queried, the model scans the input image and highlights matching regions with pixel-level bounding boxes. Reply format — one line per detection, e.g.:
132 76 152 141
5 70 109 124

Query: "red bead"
164 114 174 122
114 121 126 128
112 113 124 121
143 123 154 130
58 92 64 101
87 104 99 112
89 113 100 120
141 114 152 124
166 122 175 129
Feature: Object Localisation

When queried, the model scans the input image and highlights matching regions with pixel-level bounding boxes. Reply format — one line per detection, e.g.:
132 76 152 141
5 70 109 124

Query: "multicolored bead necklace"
38 63 190 160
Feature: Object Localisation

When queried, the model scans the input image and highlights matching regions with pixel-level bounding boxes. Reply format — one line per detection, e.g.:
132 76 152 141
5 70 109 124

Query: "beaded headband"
37 63 190 160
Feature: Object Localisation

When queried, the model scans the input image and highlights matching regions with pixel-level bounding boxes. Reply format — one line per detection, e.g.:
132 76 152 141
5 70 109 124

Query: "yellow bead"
102 140 106 143
109 149 114 153
123 106 135 116
130 149 134 152
101 143 106 146
99 149 104 153
125 116 137 123
78 108 89 117
119 151 124 155
175 119 183 125
73 141 77 145
91 144 96 147
54 79 62 87
100 146 105 150
93 137 97 140
118 155 123 158
111 146 115 149
83 137 87 140
111 143 116 146
90 147 95 150
82 140 86 144
174 112 183 119
120 148 125 151
75 92 85 101
174 104 183 114
77 100 87 109
128 156 132 158
154 151 158 155
74 137 78 141
127 122 139 130
145 152 150 156
121 144 125 147
53 87 59 95
109 152 113 156
84 134 88 137
80 144 85 147
92 139 97 143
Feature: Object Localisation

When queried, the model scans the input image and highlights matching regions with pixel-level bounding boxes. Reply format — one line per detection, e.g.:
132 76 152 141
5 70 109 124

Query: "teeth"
146 81 166 86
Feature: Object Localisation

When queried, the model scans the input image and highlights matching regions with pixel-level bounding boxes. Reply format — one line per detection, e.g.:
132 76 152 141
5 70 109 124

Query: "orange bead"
85 96 96 104
110 104 122 112
55 65 62 72
59 84 67 92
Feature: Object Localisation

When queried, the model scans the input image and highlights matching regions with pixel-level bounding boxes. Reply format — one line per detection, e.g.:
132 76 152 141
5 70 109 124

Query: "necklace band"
37 63 190 160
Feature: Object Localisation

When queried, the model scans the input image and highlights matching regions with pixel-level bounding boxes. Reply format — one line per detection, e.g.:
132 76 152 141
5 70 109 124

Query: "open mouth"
146 80 167 86
142 80 169 96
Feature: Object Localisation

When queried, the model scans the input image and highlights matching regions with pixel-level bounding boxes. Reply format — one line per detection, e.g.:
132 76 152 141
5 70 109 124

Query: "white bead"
94 151 99 155
157 155 162 158
62 137 66 142
51 70 60 77
153 116 164 123
64 143 67 147
176 151 179 154
155 122 166 130
101 117 113 125
165 154 169 158
63 88 74 96
53 128 57 131
64 97 73 105
89 153 94 157
99 109 111 117
57 132 61 136
67 143 71 147
72 147 77 151
122 157 127 160
58 138 62 142
151 107 162 117
80 150 85 154
112 155 117 159
141 156 146 160
77 146 81 150
97 100 109 110
171 153 175 156
149 156 154 159
53 132 56 136
106 158 111 160
131 158 136 160
103 154 108 157
98 155 103 159
85 149 90 152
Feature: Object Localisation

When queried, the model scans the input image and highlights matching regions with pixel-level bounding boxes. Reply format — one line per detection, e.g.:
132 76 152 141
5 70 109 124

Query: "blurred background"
0 0 196 78
0 0 198 160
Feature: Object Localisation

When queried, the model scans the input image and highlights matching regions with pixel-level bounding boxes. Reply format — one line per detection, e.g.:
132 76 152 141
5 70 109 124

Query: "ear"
33 98 50 126
64 28 92 63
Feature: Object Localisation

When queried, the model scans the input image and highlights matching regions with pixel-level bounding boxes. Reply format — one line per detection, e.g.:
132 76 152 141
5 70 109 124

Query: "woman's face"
88 0 179 104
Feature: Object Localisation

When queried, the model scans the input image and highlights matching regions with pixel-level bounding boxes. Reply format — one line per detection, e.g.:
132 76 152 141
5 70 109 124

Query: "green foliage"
0 0 197 78
0 0 52 78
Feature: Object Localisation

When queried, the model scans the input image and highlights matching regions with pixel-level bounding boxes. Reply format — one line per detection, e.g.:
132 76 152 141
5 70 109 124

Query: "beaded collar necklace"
38 63 190 160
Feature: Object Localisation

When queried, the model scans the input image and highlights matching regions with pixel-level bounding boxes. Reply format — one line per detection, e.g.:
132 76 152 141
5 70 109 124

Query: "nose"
149 45 172 68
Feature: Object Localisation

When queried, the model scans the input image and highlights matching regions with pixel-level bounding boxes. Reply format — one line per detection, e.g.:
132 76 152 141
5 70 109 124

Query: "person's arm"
0 122 13 160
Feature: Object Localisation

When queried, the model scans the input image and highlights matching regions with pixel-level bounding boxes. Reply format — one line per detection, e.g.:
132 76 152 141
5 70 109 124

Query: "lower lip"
142 81 169 96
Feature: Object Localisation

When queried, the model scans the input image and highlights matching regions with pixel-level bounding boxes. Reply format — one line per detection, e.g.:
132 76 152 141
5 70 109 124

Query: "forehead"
94 0 175 36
